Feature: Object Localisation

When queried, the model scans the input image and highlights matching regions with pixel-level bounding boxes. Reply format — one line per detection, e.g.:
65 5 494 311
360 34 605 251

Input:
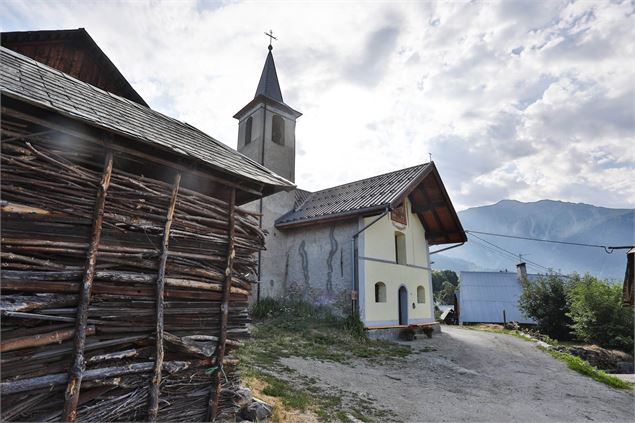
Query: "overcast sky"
2 0 634 210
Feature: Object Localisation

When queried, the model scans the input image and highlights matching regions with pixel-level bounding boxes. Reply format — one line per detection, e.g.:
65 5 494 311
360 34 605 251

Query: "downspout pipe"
351 207 390 318
256 101 268 303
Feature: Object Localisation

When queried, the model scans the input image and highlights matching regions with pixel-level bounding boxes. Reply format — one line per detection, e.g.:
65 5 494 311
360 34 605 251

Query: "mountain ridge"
437 199 634 279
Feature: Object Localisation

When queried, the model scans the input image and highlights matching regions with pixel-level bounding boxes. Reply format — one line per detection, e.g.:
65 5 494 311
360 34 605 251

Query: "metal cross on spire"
264 29 277 50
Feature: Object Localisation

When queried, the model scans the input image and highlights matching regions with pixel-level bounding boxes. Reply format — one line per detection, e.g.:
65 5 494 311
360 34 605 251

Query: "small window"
244 117 253 145
395 232 406 265
272 115 285 145
417 286 425 304
375 282 386 303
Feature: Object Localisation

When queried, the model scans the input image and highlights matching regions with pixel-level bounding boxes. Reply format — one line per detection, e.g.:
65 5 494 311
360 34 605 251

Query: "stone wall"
245 190 358 314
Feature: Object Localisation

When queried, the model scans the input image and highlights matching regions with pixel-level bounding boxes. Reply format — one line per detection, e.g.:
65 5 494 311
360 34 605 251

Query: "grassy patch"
539 347 633 390
238 300 406 422
240 302 410 366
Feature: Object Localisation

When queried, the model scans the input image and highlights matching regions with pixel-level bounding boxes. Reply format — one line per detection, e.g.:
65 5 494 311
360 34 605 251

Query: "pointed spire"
255 47 284 103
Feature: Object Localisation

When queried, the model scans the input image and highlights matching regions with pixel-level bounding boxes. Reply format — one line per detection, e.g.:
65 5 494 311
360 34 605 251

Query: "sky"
2 0 634 210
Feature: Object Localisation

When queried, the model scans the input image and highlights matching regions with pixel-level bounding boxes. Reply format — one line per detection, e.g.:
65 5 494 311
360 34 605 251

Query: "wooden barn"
0 34 293 422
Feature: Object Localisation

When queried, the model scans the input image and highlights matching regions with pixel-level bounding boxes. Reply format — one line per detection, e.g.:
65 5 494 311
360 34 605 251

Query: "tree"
437 281 457 305
432 270 458 304
568 274 634 353
518 273 573 340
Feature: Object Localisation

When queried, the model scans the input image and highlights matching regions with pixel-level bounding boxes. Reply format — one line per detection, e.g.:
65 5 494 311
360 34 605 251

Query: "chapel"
236 44 467 329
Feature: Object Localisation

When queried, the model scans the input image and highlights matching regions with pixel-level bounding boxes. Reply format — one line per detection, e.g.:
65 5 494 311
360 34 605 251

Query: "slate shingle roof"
0 47 294 190
255 50 284 103
276 164 430 227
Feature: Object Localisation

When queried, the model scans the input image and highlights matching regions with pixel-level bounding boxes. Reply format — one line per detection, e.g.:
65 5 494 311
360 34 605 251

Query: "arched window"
244 116 253 145
417 286 425 304
375 282 386 303
272 115 285 145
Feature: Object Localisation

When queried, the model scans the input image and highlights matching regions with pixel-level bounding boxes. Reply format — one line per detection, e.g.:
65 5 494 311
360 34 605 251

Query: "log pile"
1 132 262 421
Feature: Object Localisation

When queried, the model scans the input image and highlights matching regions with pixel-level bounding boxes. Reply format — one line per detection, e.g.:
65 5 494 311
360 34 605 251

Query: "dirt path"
280 326 635 422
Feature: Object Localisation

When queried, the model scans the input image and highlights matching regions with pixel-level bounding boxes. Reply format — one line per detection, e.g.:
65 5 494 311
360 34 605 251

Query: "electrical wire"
467 232 569 277
465 230 633 254
468 237 547 274
468 232 552 272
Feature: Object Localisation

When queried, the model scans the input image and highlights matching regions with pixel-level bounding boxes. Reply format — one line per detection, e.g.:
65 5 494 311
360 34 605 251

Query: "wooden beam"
62 151 113 422
417 185 450 242
410 198 446 214
0 327 95 353
207 188 236 422
147 173 181 421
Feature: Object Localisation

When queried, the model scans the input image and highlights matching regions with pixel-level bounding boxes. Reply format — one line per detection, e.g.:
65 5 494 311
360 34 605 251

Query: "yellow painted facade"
359 199 434 326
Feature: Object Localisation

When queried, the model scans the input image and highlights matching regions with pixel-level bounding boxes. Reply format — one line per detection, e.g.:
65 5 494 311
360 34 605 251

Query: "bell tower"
234 41 301 183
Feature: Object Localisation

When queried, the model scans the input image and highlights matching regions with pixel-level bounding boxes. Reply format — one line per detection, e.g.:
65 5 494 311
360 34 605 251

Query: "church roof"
233 47 301 120
275 163 466 245
2 28 148 107
255 49 284 103
0 46 294 195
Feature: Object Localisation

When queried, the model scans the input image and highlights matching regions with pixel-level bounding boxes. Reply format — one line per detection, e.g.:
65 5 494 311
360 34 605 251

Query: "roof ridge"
305 163 429 196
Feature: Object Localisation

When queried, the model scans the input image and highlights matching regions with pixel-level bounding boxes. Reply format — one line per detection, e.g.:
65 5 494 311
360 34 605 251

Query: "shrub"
251 297 284 319
518 273 573 340
567 274 634 353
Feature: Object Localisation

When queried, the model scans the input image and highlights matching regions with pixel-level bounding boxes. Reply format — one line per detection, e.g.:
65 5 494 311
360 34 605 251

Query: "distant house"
456 264 536 325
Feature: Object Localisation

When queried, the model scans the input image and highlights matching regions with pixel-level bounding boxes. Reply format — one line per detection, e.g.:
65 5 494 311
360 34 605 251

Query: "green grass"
540 347 633 390
238 300 407 422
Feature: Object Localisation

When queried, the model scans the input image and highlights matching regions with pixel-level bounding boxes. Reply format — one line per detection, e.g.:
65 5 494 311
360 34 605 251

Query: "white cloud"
1 0 633 210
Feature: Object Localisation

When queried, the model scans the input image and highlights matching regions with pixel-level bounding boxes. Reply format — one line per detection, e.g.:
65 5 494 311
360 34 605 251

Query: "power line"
465 230 633 254
467 236 547 274
467 232 569 277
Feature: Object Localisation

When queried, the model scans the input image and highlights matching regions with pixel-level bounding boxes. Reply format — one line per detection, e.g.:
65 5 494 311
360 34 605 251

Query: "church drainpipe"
351 207 390 318
256 101 268 303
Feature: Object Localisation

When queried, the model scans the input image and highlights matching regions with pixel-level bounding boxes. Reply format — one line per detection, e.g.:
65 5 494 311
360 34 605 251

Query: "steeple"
255 48 284 103
234 38 301 183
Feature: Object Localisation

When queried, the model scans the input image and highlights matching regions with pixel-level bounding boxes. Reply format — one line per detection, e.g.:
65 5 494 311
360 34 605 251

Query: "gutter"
351 207 390 318
429 242 465 255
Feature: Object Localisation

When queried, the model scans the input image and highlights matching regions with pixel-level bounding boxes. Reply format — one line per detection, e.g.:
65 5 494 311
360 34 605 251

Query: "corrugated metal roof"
276 164 429 226
0 47 294 191
458 271 537 324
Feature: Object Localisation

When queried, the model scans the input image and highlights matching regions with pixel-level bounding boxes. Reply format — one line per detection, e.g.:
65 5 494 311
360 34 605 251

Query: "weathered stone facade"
244 191 358 313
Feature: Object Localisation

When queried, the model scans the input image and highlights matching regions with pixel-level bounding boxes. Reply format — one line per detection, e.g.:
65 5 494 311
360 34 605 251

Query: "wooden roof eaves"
389 162 467 245
430 163 467 243
389 163 434 210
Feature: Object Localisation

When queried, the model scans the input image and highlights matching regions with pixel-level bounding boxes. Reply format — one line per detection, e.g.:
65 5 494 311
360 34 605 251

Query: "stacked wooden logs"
1 133 262 421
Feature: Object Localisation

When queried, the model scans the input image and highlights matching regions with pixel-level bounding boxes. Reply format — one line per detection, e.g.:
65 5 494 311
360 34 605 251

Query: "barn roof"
458 271 538 325
0 47 294 194
1 28 148 107
275 163 466 245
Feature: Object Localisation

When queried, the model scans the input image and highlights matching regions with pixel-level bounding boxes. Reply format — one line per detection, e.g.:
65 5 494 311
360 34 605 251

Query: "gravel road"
280 326 635 422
